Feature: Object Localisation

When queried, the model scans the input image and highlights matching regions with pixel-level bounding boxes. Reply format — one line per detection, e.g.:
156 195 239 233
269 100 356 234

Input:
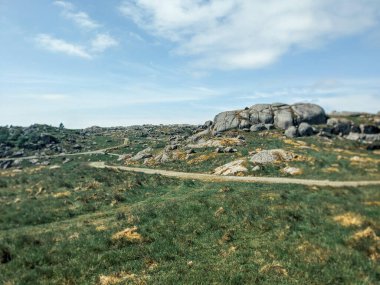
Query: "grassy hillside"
1 161 379 284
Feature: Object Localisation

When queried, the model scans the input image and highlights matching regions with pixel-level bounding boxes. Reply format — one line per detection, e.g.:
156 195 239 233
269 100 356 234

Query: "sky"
1 0 380 128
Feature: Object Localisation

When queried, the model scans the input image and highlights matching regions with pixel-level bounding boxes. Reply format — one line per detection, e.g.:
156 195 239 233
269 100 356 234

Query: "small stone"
252 165 261 172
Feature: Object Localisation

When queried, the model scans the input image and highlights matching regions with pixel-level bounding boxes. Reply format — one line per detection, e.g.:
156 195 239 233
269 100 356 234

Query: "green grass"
1 164 379 284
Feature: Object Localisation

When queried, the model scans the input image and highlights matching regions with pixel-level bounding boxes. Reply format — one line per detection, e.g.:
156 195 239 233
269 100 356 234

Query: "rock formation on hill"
212 103 327 133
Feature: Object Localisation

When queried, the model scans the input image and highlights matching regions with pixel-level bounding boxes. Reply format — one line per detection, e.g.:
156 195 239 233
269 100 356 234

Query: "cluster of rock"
192 103 380 145
323 118 380 144
212 148 300 176
211 103 327 133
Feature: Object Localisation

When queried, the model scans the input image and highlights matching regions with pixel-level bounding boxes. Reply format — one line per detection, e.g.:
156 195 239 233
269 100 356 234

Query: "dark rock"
298 122 313 137
367 143 380 150
40 133 59 145
0 160 12 169
328 118 352 136
350 125 361 133
360 124 379 134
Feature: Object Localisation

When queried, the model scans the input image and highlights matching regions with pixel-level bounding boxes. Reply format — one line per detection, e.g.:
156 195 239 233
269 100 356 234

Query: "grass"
1 163 380 284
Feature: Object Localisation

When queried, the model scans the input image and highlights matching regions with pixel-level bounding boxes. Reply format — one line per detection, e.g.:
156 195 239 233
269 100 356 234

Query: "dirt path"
0 144 126 162
89 161 380 188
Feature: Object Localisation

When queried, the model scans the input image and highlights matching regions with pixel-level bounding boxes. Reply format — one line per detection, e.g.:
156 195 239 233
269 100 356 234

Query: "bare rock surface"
250 149 295 164
213 159 248 176
130 147 153 161
212 103 326 132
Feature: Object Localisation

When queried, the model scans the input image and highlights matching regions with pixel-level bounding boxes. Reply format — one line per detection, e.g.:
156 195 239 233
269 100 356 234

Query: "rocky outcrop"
213 159 248 176
250 149 295 164
212 103 326 132
130 147 153 161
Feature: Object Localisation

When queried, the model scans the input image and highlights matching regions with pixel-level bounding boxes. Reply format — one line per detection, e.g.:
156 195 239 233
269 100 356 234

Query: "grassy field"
1 161 380 284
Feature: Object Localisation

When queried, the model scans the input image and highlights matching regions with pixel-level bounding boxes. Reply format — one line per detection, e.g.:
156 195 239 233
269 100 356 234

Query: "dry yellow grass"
98 271 146 285
363 201 380 206
187 153 218 165
219 137 243 147
297 241 329 264
95 225 107 231
350 156 380 165
259 263 288 276
333 212 364 227
111 226 142 242
323 166 340 173
53 191 71 198
349 227 380 261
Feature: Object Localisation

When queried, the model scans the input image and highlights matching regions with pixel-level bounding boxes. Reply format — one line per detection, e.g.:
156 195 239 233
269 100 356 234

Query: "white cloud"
54 1 100 29
35 3 118 58
35 34 92 59
119 0 380 69
53 0 74 10
91 34 118 52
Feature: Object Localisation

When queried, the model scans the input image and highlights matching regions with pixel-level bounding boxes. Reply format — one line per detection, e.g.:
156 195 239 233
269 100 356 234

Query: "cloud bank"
120 0 380 69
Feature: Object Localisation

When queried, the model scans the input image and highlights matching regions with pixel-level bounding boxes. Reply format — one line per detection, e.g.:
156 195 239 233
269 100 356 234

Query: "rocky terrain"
1 104 380 284
192 102 380 145
1 103 379 181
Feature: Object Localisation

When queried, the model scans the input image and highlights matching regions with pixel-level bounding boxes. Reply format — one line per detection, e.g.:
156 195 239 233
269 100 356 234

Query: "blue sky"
1 0 380 128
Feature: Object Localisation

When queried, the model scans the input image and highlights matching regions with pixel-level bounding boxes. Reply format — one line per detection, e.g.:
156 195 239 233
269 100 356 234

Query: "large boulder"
212 103 326 132
291 103 327 125
212 111 240 132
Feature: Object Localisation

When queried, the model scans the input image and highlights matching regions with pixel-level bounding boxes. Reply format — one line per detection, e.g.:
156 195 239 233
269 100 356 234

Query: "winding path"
0 144 126 162
89 161 380 188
